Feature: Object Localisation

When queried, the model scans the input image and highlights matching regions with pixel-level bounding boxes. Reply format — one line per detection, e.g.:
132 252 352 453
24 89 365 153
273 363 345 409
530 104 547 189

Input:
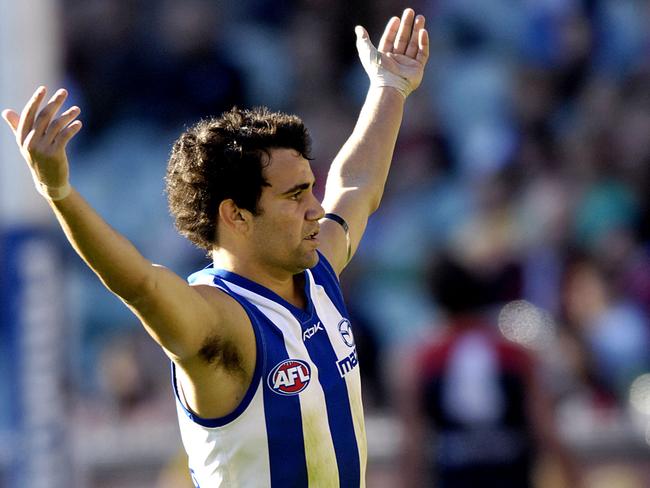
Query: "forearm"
49 187 154 302
327 87 405 212
3 87 190 341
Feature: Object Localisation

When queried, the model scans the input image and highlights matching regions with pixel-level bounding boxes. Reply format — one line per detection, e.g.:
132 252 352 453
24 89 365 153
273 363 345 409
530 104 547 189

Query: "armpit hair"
198 333 245 376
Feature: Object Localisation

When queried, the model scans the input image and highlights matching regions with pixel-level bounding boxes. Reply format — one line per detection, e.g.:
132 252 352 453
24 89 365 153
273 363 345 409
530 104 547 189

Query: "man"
2 8 428 487
398 256 582 487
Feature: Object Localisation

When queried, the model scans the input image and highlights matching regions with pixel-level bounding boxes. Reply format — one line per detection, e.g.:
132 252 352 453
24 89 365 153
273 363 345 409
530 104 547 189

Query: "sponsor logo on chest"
338 319 355 348
302 321 324 341
337 348 358 377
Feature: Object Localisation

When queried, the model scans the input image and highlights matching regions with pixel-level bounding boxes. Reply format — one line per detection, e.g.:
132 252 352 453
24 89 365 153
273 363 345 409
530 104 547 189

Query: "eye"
289 191 302 201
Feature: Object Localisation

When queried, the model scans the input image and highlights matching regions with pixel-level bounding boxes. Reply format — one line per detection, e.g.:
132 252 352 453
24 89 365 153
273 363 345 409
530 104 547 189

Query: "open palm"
356 9 429 93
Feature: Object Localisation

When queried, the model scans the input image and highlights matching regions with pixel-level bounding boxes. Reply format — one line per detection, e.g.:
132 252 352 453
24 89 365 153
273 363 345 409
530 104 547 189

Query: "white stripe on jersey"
176 381 272 487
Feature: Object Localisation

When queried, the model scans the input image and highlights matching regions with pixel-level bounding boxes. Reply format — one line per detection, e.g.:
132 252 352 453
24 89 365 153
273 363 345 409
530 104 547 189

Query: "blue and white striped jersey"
173 252 367 487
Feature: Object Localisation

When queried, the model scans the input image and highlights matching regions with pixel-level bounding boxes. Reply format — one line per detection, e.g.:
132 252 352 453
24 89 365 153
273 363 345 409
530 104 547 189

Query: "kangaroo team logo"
268 359 311 396
338 319 355 348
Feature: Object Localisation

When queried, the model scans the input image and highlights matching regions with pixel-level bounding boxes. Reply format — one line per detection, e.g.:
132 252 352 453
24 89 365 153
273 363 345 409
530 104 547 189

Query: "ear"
218 199 252 235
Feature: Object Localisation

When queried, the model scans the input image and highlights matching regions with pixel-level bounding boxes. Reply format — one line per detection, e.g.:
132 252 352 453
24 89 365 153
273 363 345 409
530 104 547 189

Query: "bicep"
319 187 375 275
123 264 239 361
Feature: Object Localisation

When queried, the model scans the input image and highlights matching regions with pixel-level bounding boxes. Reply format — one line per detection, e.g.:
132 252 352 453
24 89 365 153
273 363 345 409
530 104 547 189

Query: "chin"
294 250 319 272
305 250 320 268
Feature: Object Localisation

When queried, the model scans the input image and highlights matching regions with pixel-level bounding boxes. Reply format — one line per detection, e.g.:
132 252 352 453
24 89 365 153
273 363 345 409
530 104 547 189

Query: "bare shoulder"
177 283 258 418
179 282 256 373
190 283 252 333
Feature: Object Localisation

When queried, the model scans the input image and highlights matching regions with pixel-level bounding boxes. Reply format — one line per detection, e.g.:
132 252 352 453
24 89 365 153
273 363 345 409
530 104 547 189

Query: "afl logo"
338 319 355 348
268 359 311 396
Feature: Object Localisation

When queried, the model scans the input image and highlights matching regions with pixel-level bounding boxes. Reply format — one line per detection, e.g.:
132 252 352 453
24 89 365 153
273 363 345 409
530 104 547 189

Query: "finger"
405 15 425 58
44 106 81 144
355 25 370 43
417 28 429 64
356 25 382 71
23 129 37 152
2 109 20 132
53 120 82 148
393 8 415 55
17 86 47 145
33 89 69 138
378 16 400 53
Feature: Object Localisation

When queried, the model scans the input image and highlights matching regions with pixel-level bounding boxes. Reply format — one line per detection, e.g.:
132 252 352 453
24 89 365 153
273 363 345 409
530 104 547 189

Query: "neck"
212 247 305 308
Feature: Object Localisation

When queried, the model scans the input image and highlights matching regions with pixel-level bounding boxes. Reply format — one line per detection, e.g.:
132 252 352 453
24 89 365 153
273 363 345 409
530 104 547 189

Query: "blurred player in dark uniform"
398 255 581 488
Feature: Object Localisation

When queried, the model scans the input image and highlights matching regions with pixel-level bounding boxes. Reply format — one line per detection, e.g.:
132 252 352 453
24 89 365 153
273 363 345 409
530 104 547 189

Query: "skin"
2 8 429 419
248 150 324 276
213 148 325 309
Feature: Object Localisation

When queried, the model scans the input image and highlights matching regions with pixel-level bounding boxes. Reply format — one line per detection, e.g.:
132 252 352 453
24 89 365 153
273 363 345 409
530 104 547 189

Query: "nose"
306 193 325 221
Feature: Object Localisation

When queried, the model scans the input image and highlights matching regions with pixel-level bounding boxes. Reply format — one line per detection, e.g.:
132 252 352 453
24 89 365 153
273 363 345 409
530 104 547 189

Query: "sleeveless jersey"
172 252 367 487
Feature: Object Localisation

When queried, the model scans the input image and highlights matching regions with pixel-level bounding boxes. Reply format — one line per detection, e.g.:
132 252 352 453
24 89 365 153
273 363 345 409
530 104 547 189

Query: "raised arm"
1 88 240 361
318 8 429 274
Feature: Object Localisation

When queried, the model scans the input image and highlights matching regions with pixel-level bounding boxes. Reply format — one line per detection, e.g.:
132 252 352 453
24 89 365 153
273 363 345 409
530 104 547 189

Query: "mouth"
304 229 319 241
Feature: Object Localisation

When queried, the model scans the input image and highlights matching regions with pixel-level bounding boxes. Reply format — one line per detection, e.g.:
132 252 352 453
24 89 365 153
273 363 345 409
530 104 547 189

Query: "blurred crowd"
45 0 650 485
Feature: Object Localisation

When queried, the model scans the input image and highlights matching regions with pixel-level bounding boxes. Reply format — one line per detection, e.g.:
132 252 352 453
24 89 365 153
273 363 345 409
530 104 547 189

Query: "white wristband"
35 180 71 201
356 33 412 99
371 67 412 99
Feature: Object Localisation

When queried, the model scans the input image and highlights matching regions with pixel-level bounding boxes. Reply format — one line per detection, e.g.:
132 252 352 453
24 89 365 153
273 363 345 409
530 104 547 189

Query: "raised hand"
355 8 429 97
2 86 82 200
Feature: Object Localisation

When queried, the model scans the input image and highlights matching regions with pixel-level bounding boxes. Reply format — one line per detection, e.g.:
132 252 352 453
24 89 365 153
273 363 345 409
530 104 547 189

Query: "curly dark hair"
165 107 312 251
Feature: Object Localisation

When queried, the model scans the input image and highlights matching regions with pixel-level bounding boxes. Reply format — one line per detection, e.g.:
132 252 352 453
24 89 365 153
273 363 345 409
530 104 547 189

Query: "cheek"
253 212 298 244
252 200 306 242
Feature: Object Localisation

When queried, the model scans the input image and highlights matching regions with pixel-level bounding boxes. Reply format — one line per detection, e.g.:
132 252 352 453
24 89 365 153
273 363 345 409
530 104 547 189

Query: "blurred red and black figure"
397 255 581 488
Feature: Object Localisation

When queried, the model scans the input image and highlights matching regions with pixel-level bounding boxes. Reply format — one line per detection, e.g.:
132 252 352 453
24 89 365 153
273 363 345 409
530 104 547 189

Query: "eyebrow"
279 181 313 196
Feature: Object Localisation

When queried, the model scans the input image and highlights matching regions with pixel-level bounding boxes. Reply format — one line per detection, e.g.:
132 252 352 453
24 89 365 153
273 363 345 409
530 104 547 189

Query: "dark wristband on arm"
323 213 351 263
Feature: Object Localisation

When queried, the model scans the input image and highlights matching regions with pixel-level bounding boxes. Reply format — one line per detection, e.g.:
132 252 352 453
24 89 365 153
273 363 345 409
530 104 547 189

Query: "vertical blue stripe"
303 312 360 487
256 313 309 488
310 252 361 485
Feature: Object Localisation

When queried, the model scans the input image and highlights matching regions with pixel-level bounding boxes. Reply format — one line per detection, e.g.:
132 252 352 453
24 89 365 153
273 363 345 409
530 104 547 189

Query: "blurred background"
1 0 650 486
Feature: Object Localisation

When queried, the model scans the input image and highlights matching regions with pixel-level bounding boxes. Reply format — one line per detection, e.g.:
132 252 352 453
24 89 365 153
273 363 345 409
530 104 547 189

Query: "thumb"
355 25 377 60
2 109 19 132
